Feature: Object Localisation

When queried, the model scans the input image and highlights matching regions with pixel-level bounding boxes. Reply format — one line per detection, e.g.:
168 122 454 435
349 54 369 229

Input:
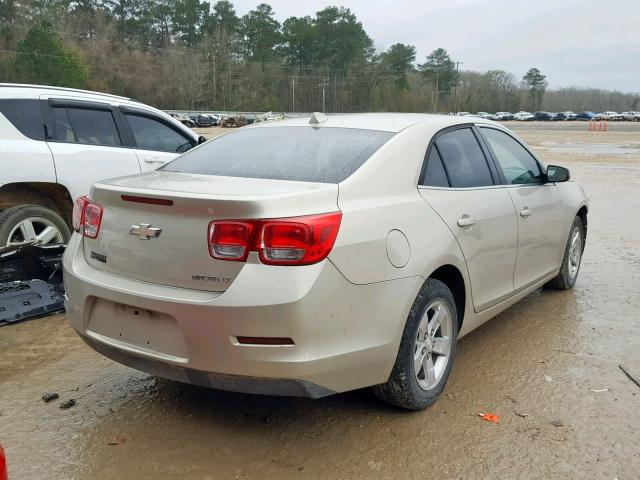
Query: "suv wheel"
373 278 458 410
0 205 71 247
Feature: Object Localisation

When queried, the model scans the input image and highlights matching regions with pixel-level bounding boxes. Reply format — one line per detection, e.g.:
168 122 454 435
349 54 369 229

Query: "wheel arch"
577 204 588 242
0 182 74 226
428 264 467 333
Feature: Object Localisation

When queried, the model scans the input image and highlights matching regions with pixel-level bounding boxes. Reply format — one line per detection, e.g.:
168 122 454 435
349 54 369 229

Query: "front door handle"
143 158 165 164
520 207 533 217
457 216 476 227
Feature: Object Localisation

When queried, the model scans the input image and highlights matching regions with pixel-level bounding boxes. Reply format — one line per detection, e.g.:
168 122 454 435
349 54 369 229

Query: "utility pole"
453 61 463 114
318 78 329 112
291 75 295 113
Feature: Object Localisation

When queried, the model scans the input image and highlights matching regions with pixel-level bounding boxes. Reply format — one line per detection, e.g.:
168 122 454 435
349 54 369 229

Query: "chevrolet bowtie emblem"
129 223 162 240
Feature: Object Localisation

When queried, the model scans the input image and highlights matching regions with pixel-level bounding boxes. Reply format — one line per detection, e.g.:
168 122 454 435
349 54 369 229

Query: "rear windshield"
161 126 395 183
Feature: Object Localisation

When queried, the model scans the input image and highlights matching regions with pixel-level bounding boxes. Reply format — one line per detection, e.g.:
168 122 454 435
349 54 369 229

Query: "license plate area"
87 299 188 360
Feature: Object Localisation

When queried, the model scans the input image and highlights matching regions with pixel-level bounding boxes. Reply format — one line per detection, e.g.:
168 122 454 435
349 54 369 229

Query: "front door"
478 126 565 291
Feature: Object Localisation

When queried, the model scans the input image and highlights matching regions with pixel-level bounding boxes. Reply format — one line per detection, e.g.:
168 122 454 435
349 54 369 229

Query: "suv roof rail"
0 83 135 102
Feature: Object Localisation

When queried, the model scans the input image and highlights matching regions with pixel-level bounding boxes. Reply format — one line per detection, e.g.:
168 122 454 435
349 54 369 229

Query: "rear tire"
0 204 70 247
545 216 584 290
373 278 458 410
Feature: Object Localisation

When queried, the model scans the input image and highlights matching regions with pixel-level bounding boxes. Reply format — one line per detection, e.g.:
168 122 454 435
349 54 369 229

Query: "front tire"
0 204 70 247
373 279 458 410
545 216 585 290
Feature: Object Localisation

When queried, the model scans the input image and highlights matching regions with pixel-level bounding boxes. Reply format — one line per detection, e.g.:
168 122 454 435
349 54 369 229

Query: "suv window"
420 147 449 187
435 128 494 188
52 106 121 146
126 114 194 153
480 127 543 184
0 99 44 140
161 126 395 183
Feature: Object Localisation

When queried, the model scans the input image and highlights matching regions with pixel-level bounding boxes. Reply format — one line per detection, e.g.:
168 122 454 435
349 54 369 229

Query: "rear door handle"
520 207 533 217
457 216 476 227
143 158 165 164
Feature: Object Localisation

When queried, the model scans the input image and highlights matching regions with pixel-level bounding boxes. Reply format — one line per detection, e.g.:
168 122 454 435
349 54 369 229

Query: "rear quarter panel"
329 123 473 337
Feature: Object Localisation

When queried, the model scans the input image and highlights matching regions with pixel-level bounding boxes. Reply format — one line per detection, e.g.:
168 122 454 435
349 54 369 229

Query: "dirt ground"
1 121 639 479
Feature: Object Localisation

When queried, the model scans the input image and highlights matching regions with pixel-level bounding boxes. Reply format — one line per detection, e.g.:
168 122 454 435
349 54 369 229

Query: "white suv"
0 84 203 247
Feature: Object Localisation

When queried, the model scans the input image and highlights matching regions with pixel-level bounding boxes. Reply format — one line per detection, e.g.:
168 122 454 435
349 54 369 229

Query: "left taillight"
207 212 342 266
72 196 103 239
0 443 7 480
72 196 88 232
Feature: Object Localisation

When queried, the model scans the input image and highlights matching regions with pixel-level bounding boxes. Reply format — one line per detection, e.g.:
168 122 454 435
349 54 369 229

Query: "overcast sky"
228 0 639 93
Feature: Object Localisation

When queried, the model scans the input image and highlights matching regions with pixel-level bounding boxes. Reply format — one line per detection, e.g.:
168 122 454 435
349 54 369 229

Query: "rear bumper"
63 234 421 396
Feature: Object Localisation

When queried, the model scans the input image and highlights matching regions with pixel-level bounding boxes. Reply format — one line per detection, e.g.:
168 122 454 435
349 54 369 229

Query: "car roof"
249 112 496 133
0 83 134 102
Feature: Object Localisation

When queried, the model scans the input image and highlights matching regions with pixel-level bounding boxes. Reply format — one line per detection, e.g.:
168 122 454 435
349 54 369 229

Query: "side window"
420 147 449 187
66 107 121 146
480 128 543 184
52 107 76 143
126 114 194 153
435 128 494 188
0 99 44 140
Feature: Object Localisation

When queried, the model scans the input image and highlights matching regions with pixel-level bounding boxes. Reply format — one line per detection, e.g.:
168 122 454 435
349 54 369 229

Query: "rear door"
118 106 197 171
418 126 518 312
42 97 141 200
478 126 565 291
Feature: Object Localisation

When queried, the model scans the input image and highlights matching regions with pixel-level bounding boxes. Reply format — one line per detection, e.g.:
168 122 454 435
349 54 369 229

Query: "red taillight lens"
208 221 255 261
208 212 342 266
83 202 103 239
259 212 342 265
72 196 88 232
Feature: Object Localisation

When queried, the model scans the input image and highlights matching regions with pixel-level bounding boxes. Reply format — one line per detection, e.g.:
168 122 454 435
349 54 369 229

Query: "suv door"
42 98 141 201
119 107 196 171
418 126 518 312
478 126 565 291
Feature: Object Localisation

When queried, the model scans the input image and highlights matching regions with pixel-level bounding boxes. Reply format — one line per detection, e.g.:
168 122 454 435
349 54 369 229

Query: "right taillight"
259 213 342 265
207 212 342 266
72 196 103 239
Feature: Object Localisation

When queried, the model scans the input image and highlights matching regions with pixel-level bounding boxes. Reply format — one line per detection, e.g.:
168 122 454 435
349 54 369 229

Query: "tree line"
1 0 638 113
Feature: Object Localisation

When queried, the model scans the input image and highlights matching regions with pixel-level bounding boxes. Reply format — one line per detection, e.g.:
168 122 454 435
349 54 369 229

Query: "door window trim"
43 99 127 148
418 124 501 189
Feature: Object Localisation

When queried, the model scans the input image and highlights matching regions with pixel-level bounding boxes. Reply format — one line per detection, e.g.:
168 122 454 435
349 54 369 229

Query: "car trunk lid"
83 171 339 292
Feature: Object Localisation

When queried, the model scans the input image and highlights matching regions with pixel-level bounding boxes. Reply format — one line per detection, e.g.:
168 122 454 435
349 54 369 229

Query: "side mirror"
197 135 207 145
546 165 570 183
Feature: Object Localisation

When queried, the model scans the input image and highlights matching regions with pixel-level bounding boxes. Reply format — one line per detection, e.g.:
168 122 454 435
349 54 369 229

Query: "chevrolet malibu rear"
64 113 588 409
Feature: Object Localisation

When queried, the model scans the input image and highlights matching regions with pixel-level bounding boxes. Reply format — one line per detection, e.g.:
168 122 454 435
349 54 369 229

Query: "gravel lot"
1 121 639 479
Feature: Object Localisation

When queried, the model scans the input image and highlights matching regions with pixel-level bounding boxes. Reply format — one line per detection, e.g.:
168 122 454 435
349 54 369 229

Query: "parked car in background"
555 111 577 121
595 111 623 121
64 113 588 410
456 112 472 117
495 112 514 121
575 111 597 121
514 111 535 121
534 111 554 121
621 111 640 121
206 114 220 126
170 112 195 128
189 114 213 127
476 112 499 121
0 83 203 247
221 115 248 128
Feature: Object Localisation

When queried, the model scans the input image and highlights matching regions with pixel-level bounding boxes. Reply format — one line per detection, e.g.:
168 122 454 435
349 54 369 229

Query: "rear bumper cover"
80 334 335 398
63 234 421 396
